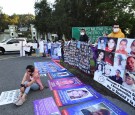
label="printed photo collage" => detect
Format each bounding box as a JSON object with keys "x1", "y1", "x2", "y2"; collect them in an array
[
  {"x1": 95, "y1": 37, "x2": 135, "y2": 91},
  {"x1": 64, "y1": 41, "x2": 92, "y2": 74}
]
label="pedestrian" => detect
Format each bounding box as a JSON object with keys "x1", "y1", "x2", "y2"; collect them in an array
[{"x1": 108, "y1": 24, "x2": 125, "y2": 38}]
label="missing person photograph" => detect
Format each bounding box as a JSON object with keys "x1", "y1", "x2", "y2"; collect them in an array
[
  {"x1": 116, "y1": 39, "x2": 128, "y2": 55},
  {"x1": 126, "y1": 56, "x2": 135, "y2": 73},
  {"x1": 105, "y1": 38, "x2": 117, "y2": 52},
  {"x1": 105, "y1": 52, "x2": 114, "y2": 66},
  {"x1": 66, "y1": 88, "x2": 92, "y2": 100},
  {"x1": 96, "y1": 50, "x2": 105, "y2": 64},
  {"x1": 122, "y1": 72, "x2": 135, "y2": 92},
  {"x1": 114, "y1": 53, "x2": 127, "y2": 70},
  {"x1": 81, "y1": 102, "x2": 117, "y2": 115},
  {"x1": 98, "y1": 37, "x2": 107, "y2": 50}
]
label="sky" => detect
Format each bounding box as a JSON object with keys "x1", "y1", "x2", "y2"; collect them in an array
[{"x1": 0, "y1": 0, "x2": 55, "y2": 16}]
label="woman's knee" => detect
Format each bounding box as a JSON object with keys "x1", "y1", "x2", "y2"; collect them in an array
[{"x1": 31, "y1": 83, "x2": 40, "y2": 90}]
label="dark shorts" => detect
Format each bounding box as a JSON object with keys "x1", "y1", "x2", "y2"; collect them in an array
[{"x1": 48, "y1": 49, "x2": 51, "y2": 55}]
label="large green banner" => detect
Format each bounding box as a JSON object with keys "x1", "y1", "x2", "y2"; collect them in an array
[{"x1": 72, "y1": 26, "x2": 112, "y2": 43}]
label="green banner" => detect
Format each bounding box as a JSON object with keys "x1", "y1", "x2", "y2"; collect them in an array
[{"x1": 72, "y1": 26, "x2": 112, "y2": 43}]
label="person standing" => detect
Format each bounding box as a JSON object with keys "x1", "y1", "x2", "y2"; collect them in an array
[
  {"x1": 79, "y1": 29, "x2": 89, "y2": 42},
  {"x1": 61, "y1": 39, "x2": 65, "y2": 61},
  {"x1": 108, "y1": 24, "x2": 125, "y2": 38},
  {"x1": 39, "y1": 38, "x2": 44, "y2": 57},
  {"x1": 34, "y1": 37, "x2": 40, "y2": 57}
]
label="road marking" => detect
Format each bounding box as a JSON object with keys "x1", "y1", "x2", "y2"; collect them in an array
[{"x1": 0, "y1": 56, "x2": 20, "y2": 61}]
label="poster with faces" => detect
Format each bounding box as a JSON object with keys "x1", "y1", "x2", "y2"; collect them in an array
[
  {"x1": 61, "y1": 98, "x2": 127, "y2": 115},
  {"x1": 94, "y1": 37, "x2": 135, "y2": 107}
]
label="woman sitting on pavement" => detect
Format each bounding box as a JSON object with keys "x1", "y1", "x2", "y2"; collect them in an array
[{"x1": 15, "y1": 65, "x2": 44, "y2": 106}]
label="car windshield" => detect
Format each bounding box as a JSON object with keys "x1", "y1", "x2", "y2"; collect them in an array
[{"x1": 1, "y1": 39, "x2": 9, "y2": 43}]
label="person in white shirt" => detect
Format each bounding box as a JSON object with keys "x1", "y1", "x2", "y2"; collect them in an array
[{"x1": 39, "y1": 38, "x2": 44, "y2": 56}]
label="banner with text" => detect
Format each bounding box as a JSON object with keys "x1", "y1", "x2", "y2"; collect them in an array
[
  {"x1": 62, "y1": 98, "x2": 127, "y2": 115},
  {"x1": 53, "y1": 85, "x2": 102, "y2": 106},
  {"x1": 0, "y1": 89, "x2": 20, "y2": 105},
  {"x1": 34, "y1": 61, "x2": 66, "y2": 74},
  {"x1": 33, "y1": 97, "x2": 61, "y2": 115},
  {"x1": 72, "y1": 26, "x2": 111, "y2": 43},
  {"x1": 94, "y1": 37, "x2": 135, "y2": 107},
  {"x1": 48, "y1": 71, "x2": 74, "y2": 79},
  {"x1": 48, "y1": 77, "x2": 84, "y2": 90}
]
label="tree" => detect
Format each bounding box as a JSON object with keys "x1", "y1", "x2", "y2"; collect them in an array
[
  {"x1": 34, "y1": 0, "x2": 52, "y2": 39},
  {"x1": 33, "y1": 0, "x2": 135, "y2": 39}
]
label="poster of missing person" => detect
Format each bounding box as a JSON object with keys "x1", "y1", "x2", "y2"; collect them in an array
[
  {"x1": 0, "y1": 89, "x2": 20, "y2": 105},
  {"x1": 48, "y1": 71, "x2": 74, "y2": 79},
  {"x1": 53, "y1": 85, "x2": 102, "y2": 106},
  {"x1": 34, "y1": 61, "x2": 66, "y2": 74},
  {"x1": 51, "y1": 42, "x2": 61, "y2": 60},
  {"x1": 94, "y1": 37, "x2": 135, "y2": 107},
  {"x1": 62, "y1": 98, "x2": 127, "y2": 115},
  {"x1": 48, "y1": 77, "x2": 84, "y2": 90}
]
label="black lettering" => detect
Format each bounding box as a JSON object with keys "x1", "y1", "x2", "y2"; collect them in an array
[
  {"x1": 133, "y1": 97, "x2": 135, "y2": 101},
  {"x1": 112, "y1": 88, "x2": 115, "y2": 92},
  {"x1": 130, "y1": 100, "x2": 133, "y2": 105},
  {"x1": 132, "y1": 93, "x2": 135, "y2": 97},
  {"x1": 107, "y1": 85, "x2": 111, "y2": 90}
]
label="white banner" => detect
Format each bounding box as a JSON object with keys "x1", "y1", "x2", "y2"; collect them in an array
[
  {"x1": 94, "y1": 37, "x2": 135, "y2": 107},
  {"x1": 0, "y1": 89, "x2": 20, "y2": 105}
]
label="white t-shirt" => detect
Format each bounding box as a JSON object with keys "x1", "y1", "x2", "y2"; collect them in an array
[{"x1": 48, "y1": 42, "x2": 51, "y2": 49}]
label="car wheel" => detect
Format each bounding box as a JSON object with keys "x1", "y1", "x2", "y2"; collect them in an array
[{"x1": 0, "y1": 48, "x2": 5, "y2": 55}]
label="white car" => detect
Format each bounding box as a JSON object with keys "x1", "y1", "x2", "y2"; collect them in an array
[{"x1": 0, "y1": 38, "x2": 27, "y2": 54}]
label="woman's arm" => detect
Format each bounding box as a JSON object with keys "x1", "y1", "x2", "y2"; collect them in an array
[
  {"x1": 21, "y1": 73, "x2": 27, "y2": 84},
  {"x1": 25, "y1": 79, "x2": 36, "y2": 87}
]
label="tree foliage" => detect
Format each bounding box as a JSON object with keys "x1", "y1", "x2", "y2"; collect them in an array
[
  {"x1": 34, "y1": 0, "x2": 135, "y2": 39},
  {"x1": 34, "y1": 0, "x2": 52, "y2": 37},
  {"x1": 0, "y1": 12, "x2": 35, "y2": 32}
]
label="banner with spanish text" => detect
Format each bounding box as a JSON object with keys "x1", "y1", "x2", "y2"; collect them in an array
[
  {"x1": 94, "y1": 37, "x2": 135, "y2": 107},
  {"x1": 48, "y1": 71, "x2": 74, "y2": 79},
  {"x1": 33, "y1": 97, "x2": 61, "y2": 115},
  {"x1": 62, "y1": 98, "x2": 127, "y2": 115},
  {"x1": 48, "y1": 77, "x2": 84, "y2": 90},
  {"x1": 53, "y1": 85, "x2": 102, "y2": 106}
]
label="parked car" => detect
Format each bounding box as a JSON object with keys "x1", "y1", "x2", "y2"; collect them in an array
[{"x1": 0, "y1": 38, "x2": 27, "y2": 54}]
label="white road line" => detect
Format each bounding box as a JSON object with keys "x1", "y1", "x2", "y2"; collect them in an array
[{"x1": 0, "y1": 56, "x2": 20, "y2": 61}]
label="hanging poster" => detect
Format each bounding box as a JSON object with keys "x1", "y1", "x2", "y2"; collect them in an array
[
  {"x1": 51, "y1": 42, "x2": 61, "y2": 60},
  {"x1": 94, "y1": 37, "x2": 135, "y2": 107},
  {"x1": 53, "y1": 85, "x2": 102, "y2": 106},
  {"x1": 62, "y1": 98, "x2": 127, "y2": 115}
]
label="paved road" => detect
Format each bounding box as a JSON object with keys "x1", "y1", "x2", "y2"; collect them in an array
[{"x1": 0, "y1": 56, "x2": 134, "y2": 115}]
